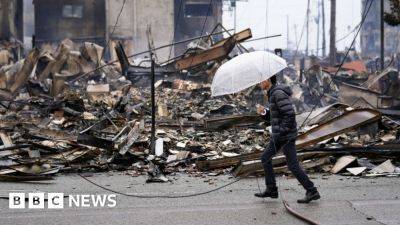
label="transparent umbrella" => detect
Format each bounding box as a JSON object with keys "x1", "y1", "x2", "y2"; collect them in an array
[{"x1": 211, "y1": 51, "x2": 287, "y2": 97}]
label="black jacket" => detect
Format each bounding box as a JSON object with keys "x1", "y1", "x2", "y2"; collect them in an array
[{"x1": 266, "y1": 84, "x2": 298, "y2": 140}]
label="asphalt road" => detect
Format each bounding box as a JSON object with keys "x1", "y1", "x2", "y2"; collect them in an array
[{"x1": 0, "y1": 172, "x2": 399, "y2": 225}]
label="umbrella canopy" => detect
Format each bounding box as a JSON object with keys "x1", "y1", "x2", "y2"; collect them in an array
[{"x1": 211, "y1": 51, "x2": 287, "y2": 97}]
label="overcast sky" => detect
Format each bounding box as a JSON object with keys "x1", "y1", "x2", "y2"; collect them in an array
[{"x1": 223, "y1": 0, "x2": 362, "y2": 55}]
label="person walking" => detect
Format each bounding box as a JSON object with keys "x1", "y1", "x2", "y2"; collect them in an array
[{"x1": 254, "y1": 75, "x2": 320, "y2": 204}]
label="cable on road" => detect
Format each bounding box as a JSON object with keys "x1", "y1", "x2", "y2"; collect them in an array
[{"x1": 78, "y1": 174, "x2": 240, "y2": 199}]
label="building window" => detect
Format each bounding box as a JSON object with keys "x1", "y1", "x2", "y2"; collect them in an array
[
  {"x1": 62, "y1": 5, "x2": 83, "y2": 18},
  {"x1": 185, "y1": 3, "x2": 213, "y2": 17}
]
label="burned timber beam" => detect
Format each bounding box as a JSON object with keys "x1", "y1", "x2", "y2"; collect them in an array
[
  {"x1": 204, "y1": 114, "x2": 263, "y2": 131},
  {"x1": 212, "y1": 28, "x2": 252, "y2": 48},
  {"x1": 174, "y1": 37, "x2": 237, "y2": 70},
  {"x1": 197, "y1": 109, "x2": 381, "y2": 170}
]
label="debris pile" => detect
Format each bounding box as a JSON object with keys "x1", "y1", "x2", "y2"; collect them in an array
[{"x1": 0, "y1": 29, "x2": 399, "y2": 182}]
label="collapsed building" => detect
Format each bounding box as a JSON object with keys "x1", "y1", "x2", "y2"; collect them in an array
[
  {"x1": 0, "y1": 24, "x2": 398, "y2": 182},
  {"x1": 0, "y1": 0, "x2": 398, "y2": 182},
  {"x1": 32, "y1": 0, "x2": 222, "y2": 61}
]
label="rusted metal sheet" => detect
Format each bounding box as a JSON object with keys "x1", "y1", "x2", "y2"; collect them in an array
[
  {"x1": 212, "y1": 28, "x2": 252, "y2": 48},
  {"x1": 338, "y1": 81, "x2": 400, "y2": 108},
  {"x1": 174, "y1": 37, "x2": 236, "y2": 70},
  {"x1": 296, "y1": 109, "x2": 381, "y2": 149}
]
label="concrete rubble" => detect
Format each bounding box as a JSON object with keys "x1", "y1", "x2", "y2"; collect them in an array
[{"x1": 0, "y1": 30, "x2": 399, "y2": 183}]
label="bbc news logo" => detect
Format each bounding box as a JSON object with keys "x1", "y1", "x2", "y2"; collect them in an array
[{"x1": 9, "y1": 193, "x2": 117, "y2": 209}]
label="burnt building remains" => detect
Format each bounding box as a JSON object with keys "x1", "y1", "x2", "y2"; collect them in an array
[
  {"x1": 173, "y1": 0, "x2": 223, "y2": 57},
  {"x1": 0, "y1": 0, "x2": 24, "y2": 42},
  {"x1": 0, "y1": 0, "x2": 24, "y2": 62},
  {"x1": 32, "y1": 0, "x2": 222, "y2": 61}
]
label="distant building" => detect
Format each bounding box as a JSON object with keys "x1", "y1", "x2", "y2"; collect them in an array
[
  {"x1": 361, "y1": 0, "x2": 400, "y2": 58},
  {"x1": 32, "y1": 0, "x2": 222, "y2": 61},
  {"x1": 23, "y1": 0, "x2": 34, "y2": 49},
  {"x1": 0, "y1": 0, "x2": 24, "y2": 42},
  {"x1": 0, "y1": 0, "x2": 24, "y2": 61},
  {"x1": 173, "y1": 0, "x2": 223, "y2": 57}
]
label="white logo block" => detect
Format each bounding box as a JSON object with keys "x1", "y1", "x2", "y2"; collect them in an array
[
  {"x1": 9, "y1": 193, "x2": 25, "y2": 209},
  {"x1": 48, "y1": 193, "x2": 64, "y2": 209},
  {"x1": 28, "y1": 193, "x2": 44, "y2": 209}
]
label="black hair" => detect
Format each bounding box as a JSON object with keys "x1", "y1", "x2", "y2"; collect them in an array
[{"x1": 270, "y1": 75, "x2": 277, "y2": 85}]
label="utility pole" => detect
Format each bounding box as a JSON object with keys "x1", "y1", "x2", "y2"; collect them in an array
[
  {"x1": 232, "y1": 0, "x2": 237, "y2": 33},
  {"x1": 294, "y1": 24, "x2": 298, "y2": 48},
  {"x1": 316, "y1": 0, "x2": 321, "y2": 56},
  {"x1": 104, "y1": 0, "x2": 110, "y2": 60},
  {"x1": 329, "y1": 0, "x2": 336, "y2": 65},
  {"x1": 234, "y1": 4, "x2": 237, "y2": 33},
  {"x1": 306, "y1": 0, "x2": 310, "y2": 56},
  {"x1": 322, "y1": 0, "x2": 326, "y2": 57},
  {"x1": 150, "y1": 51, "x2": 156, "y2": 155},
  {"x1": 287, "y1": 14, "x2": 290, "y2": 50},
  {"x1": 380, "y1": 0, "x2": 385, "y2": 71}
]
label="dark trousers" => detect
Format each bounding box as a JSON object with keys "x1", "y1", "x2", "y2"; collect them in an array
[{"x1": 261, "y1": 138, "x2": 316, "y2": 192}]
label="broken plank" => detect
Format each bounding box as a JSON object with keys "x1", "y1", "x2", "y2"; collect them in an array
[
  {"x1": 9, "y1": 49, "x2": 40, "y2": 93},
  {"x1": 77, "y1": 133, "x2": 113, "y2": 150},
  {"x1": 38, "y1": 43, "x2": 70, "y2": 81},
  {"x1": 331, "y1": 155, "x2": 357, "y2": 174},
  {"x1": 233, "y1": 152, "x2": 327, "y2": 177},
  {"x1": 174, "y1": 37, "x2": 236, "y2": 70},
  {"x1": 204, "y1": 114, "x2": 263, "y2": 130},
  {"x1": 0, "y1": 149, "x2": 24, "y2": 158},
  {"x1": 196, "y1": 150, "x2": 263, "y2": 171},
  {"x1": 0, "y1": 131, "x2": 12, "y2": 147},
  {"x1": 235, "y1": 156, "x2": 331, "y2": 177},
  {"x1": 47, "y1": 148, "x2": 100, "y2": 163}
]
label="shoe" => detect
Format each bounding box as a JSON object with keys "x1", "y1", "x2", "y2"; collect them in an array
[
  {"x1": 254, "y1": 186, "x2": 278, "y2": 198},
  {"x1": 297, "y1": 189, "x2": 320, "y2": 203}
]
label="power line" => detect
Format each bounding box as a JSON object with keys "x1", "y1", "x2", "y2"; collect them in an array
[
  {"x1": 307, "y1": 22, "x2": 361, "y2": 53},
  {"x1": 294, "y1": 7, "x2": 309, "y2": 57},
  {"x1": 167, "y1": 0, "x2": 184, "y2": 62}
]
